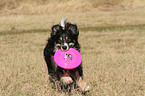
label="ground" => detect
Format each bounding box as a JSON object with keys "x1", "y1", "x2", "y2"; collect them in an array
[{"x1": 0, "y1": 2, "x2": 145, "y2": 95}]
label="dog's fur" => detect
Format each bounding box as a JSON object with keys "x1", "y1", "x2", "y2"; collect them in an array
[{"x1": 44, "y1": 19, "x2": 90, "y2": 92}]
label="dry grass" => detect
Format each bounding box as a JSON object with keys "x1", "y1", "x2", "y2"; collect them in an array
[
  {"x1": 0, "y1": 0, "x2": 145, "y2": 15},
  {"x1": 0, "y1": 1, "x2": 145, "y2": 96}
]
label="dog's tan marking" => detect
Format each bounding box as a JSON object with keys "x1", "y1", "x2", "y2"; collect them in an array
[
  {"x1": 60, "y1": 77, "x2": 73, "y2": 85},
  {"x1": 77, "y1": 77, "x2": 91, "y2": 92}
]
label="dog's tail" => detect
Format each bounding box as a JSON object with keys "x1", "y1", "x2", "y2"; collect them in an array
[{"x1": 61, "y1": 18, "x2": 67, "y2": 30}]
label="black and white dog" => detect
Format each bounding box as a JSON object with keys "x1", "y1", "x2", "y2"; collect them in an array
[{"x1": 44, "y1": 18, "x2": 90, "y2": 92}]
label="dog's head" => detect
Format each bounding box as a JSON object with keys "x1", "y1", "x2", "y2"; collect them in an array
[{"x1": 51, "y1": 22, "x2": 79, "y2": 51}]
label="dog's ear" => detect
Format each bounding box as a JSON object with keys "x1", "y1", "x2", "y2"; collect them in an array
[
  {"x1": 51, "y1": 25, "x2": 62, "y2": 36},
  {"x1": 68, "y1": 24, "x2": 79, "y2": 36}
]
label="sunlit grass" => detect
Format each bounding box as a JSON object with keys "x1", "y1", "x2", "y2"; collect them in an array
[
  {"x1": 0, "y1": 0, "x2": 145, "y2": 15},
  {"x1": 0, "y1": 3, "x2": 145, "y2": 95},
  {"x1": 0, "y1": 25, "x2": 144, "y2": 96}
]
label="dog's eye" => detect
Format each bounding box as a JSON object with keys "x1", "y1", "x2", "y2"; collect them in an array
[
  {"x1": 57, "y1": 37, "x2": 62, "y2": 43},
  {"x1": 66, "y1": 38, "x2": 71, "y2": 42},
  {"x1": 58, "y1": 39, "x2": 62, "y2": 43}
]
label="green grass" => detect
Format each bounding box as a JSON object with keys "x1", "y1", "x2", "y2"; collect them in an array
[{"x1": 0, "y1": 6, "x2": 145, "y2": 96}]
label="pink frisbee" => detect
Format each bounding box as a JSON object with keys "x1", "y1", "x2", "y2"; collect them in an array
[{"x1": 54, "y1": 48, "x2": 82, "y2": 69}]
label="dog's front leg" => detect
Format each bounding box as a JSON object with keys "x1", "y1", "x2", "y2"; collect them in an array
[
  {"x1": 69, "y1": 66, "x2": 91, "y2": 93},
  {"x1": 56, "y1": 67, "x2": 73, "y2": 85}
]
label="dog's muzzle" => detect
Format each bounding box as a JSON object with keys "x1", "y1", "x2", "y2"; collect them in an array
[{"x1": 61, "y1": 43, "x2": 69, "y2": 51}]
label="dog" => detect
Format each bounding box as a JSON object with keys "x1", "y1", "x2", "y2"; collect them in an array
[{"x1": 44, "y1": 18, "x2": 90, "y2": 92}]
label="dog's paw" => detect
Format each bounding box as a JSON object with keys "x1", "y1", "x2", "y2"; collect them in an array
[
  {"x1": 77, "y1": 78, "x2": 91, "y2": 93},
  {"x1": 60, "y1": 77, "x2": 73, "y2": 85}
]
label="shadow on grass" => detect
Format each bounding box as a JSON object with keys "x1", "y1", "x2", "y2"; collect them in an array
[{"x1": 0, "y1": 24, "x2": 144, "y2": 36}]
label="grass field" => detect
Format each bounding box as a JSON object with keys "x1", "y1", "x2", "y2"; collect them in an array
[{"x1": 0, "y1": 0, "x2": 145, "y2": 96}]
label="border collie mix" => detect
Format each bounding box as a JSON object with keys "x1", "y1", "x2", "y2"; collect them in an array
[{"x1": 44, "y1": 18, "x2": 90, "y2": 92}]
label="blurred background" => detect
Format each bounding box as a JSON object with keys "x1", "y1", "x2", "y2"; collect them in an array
[
  {"x1": 0, "y1": 0, "x2": 145, "y2": 15},
  {"x1": 0, "y1": 0, "x2": 145, "y2": 33}
]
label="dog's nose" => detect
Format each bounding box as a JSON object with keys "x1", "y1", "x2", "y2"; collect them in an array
[{"x1": 62, "y1": 45, "x2": 67, "y2": 50}]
